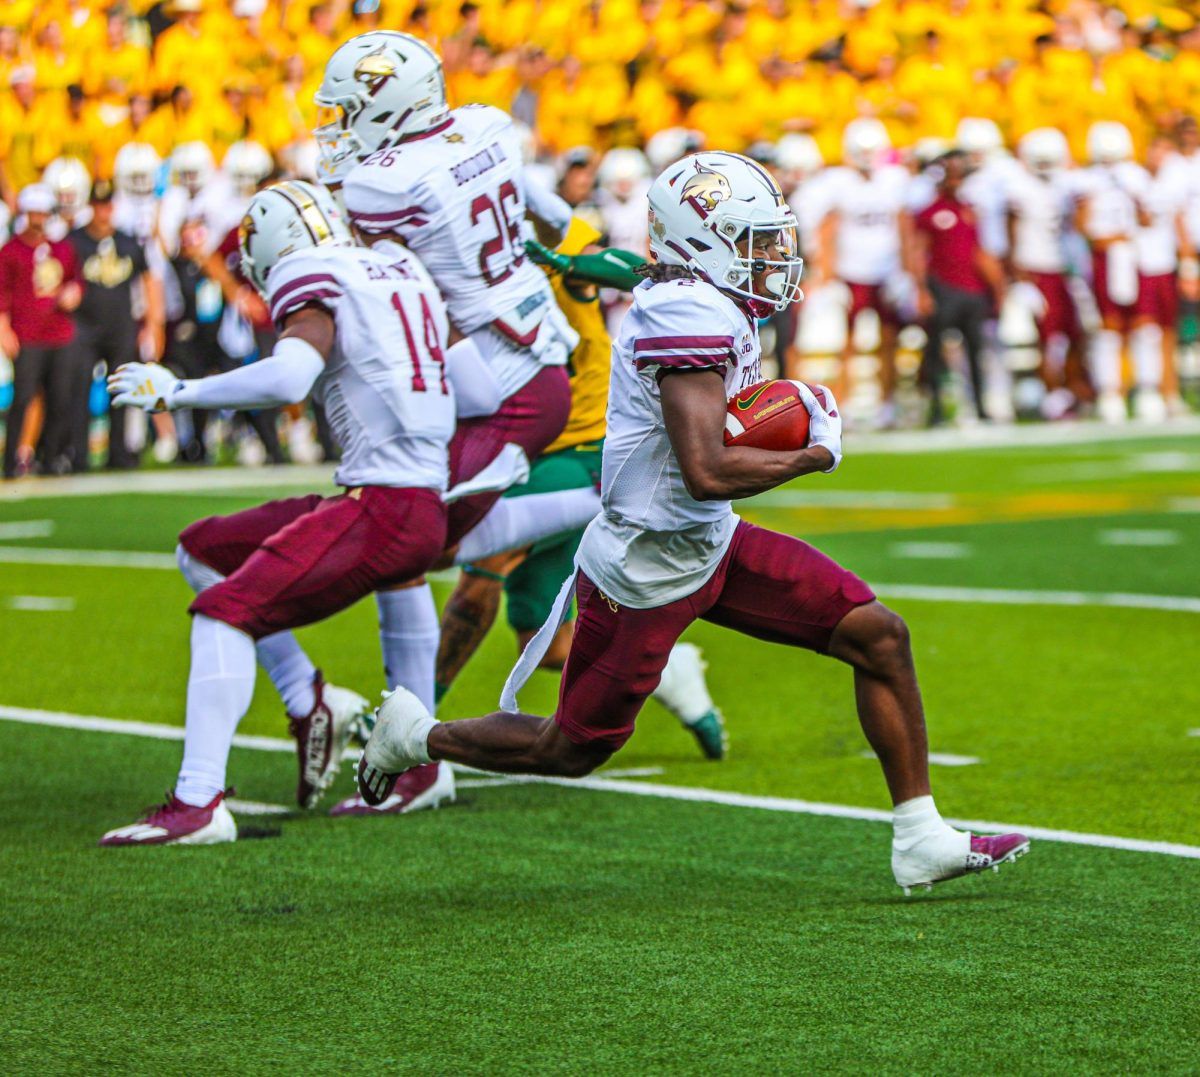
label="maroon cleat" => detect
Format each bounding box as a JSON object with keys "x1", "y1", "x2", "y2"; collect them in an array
[
  {"x1": 99, "y1": 790, "x2": 237, "y2": 846},
  {"x1": 334, "y1": 761, "x2": 455, "y2": 816},
  {"x1": 894, "y1": 828, "x2": 1030, "y2": 894},
  {"x1": 966, "y1": 832, "x2": 1030, "y2": 872},
  {"x1": 289, "y1": 674, "x2": 369, "y2": 810}
]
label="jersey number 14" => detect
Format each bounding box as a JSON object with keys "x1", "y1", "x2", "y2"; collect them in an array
[{"x1": 390, "y1": 291, "x2": 447, "y2": 394}]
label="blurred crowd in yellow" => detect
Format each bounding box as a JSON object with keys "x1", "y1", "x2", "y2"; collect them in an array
[{"x1": 2, "y1": 0, "x2": 1199, "y2": 203}]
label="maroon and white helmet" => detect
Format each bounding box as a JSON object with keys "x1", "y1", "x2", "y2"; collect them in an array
[
  {"x1": 1019, "y1": 128, "x2": 1069, "y2": 175},
  {"x1": 315, "y1": 31, "x2": 449, "y2": 177},
  {"x1": 647, "y1": 151, "x2": 803, "y2": 314}
]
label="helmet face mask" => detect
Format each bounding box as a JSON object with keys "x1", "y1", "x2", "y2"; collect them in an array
[
  {"x1": 315, "y1": 31, "x2": 449, "y2": 176},
  {"x1": 649, "y1": 151, "x2": 804, "y2": 315},
  {"x1": 239, "y1": 180, "x2": 353, "y2": 295},
  {"x1": 1019, "y1": 128, "x2": 1068, "y2": 177}
]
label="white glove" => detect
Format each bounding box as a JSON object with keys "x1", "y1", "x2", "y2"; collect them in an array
[
  {"x1": 108, "y1": 362, "x2": 183, "y2": 413},
  {"x1": 796, "y1": 382, "x2": 842, "y2": 473}
]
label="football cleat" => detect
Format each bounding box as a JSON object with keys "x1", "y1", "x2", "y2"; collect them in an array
[
  {"x1": 330, "y1": 761, "x2": 455, "y2": 816},
  {"x1": 653, "y1": 642, "x2": 729, "y2": 760},
  {"x1": 357, "y1": 686, "x2": 439, "y2": 807},
  {"x1": 99, "y1": 790, "x2": 237, "y2": 847},
  {"x1": 289, "y1": 674, "x2": 370, "y2": 810},
  {"x1": 894, "y1": 830, "x2": 1030, "y2": 895}
]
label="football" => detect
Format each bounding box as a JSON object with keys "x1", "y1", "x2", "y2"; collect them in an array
[{"x1": 724, "y1": 380, "x2": 825, "y2": 451}]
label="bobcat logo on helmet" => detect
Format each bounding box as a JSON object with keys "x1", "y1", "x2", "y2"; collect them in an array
[
  {"x1": 355, "y1": 49, "x2": 398, "y2": 95},
  {"x1": 681, "y1": 165, "x2": 732, "y2": 213}
]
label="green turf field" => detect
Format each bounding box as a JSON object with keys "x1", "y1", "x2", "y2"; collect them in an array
[{"x1": 1, "y1": 428, "x2": 1198, "y2": 1072}]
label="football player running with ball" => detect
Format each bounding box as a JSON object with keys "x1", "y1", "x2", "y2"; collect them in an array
[
  {"x1": 359, "y1": 152, "x2": 1030, "y2": 894},
  {"x1": 99, "y1": 181, "x2": 459, "y2": 846}
]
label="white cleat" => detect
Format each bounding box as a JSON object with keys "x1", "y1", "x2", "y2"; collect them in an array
[
  {"x1": 357, "y1": 687, "x2": 440, "y2": 807},
  {"x1": 894, "y1": 828, "x2": 1030, "y2": 895},
  {"x1": 1132, "y1": 390, "x2": 1167, "y2": 424}
]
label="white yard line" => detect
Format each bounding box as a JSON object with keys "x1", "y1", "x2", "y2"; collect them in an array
[
  {"x1": 1098, "y1": 529, "x2": 1182, "y2": 547},
  {"x1": 1, "y1": 704, "x2": 1195, "y2": 860},
  {"x1": 225, "y1": 798, "x2": 293, "y2": 816},
  {"x1": 0, "y1": 546, "x2": 179, "y2": 569},
  {"x1": 889, "y1": 542, "x2": 972, "y2": 559},
  {"x1": 861, "y1": 750, "x2": 980, "y2": 767},
  {"x1": 5, "y1": 596, "x2": 75, "y2": 611},
  {"x1": 0, "y1": 520, "x2": 55, "y2": 539},
  {"x1": 872, "y1": 583, "x2": 1200, "y2": 614},
  {"x1": 1, "y1": 548, "x2": 1196, "y2": 614}
]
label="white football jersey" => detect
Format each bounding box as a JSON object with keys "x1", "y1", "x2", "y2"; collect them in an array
[
  {"x1": 788, "y1": 171, "x2": 835, "y2": 257},
  {"x1": 265, "y1": 242, "x2": 455, "y2": 491},
  {"x1": 1006, "y1": 169, "x2": 1075, "y2": 274},
  {"x1": 342, "y1": 104, "x2": 560, "y2": 395},
  {"x1": 962, "y1": 154, "x2": 1022, "y2": 256},
  {"x1": 1135, "y1": 167, "x2": 1188, "y2": 275},
  {"x1": 824, "y1": 165, "x2": 908, "y2": 284},
  {"x1": 597, "y1": 182, "x2": 652, "y2": 258},
  {"x1": 1077, "y1": 162, "x2": 1146, "y2": 241},
  {"x1": 1164, "y1": 151, "x2": 1200, "y2": 247},
  {"x1": 576, "y1": 277, "x2": 760, "y2": 609}
]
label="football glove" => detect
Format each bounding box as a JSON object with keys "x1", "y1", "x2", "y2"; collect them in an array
[
  {"x1": 108, "y1": 361, "x2": 184, "y2": 413},
  {"x1": 797, "y1": 383, "x2": 842, "y2": 473},
  {"x1": 524, "y1": 241, "x2": 644, "y2": 293}
]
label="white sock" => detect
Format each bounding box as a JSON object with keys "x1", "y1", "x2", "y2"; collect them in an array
[
  {"x1": 892, "y1": 794, "x2": 957, "y2": 851},
  {"x1": 1131, "y1": 323, "x2": 1164, "y2": 389},
  {"x1": 177, "y1": 543, "x2": 316, "y2": 716},
  {"x1": 176, "y1": 615, "x2": 257, "y2": 806},
  {"x1": 377, "y1": 584, "x2": 440, "y2": 711},
  {"x1": 1045, "y1": 333, "x2": 1069, "y2": 377},
  {"x1": 256, "y1": 633, "x2": 317, "y2": 717},
  {"x1": 1090, "y1": 329, "x2": 1123, "y2": 394},
  {"x1": 454, "y1": 488, "x2": 601, "y2": 564}
]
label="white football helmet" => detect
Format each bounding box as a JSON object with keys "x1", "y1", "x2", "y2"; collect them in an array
[
  {"x1": 114, "y1": 142, "x2": 161, "y2": 197},
  {"x1": 913, "y1": 137, "x2": 951, "y2": 167},
  {"x1": 223, "y1": 140, "x2": 274, "y2": 197},
  {"x1": 171, "y1": 141, "x2": 215, "y2": 195},
  {"x1": 842, "y1": 118, "x2": 890, "y2": 170},
  {"x1": 315, "y1": 31, "x2": 448, "y2": 177},
  {"x1": 42, "y1": 157, "x2": 92, "y2": 215},
  {"x1": 775, "y1": 134, "x2": 823, "y2": 180},
  {"x1": 1087, "y1": 121, "x2": 1133, "y2": 165},
  {"x1": 1019, "y1": 128, "x2": 1069, "y2": 175},
  {"x1": 648, "y1": 151, "x2": 803, "y2": 314},
  {"x1": 645, "y1": 127, "x2": 705, "y2": 172},
  {"x1": 956, "y1": 117, "x2": 1004, "y2": 159},
  {"x1": 239, "y1": 180, "x2": 353, "y2": 294},
  {"x1": 597, "y1": 147, "x2": 651, "y2": 198}
]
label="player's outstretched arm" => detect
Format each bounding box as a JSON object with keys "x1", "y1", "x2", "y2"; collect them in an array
[
  {"x1": 661, "y1": 370, "x2": 836, "y2": 501},
  {"x1": 109, "y1": 307, "x2": 332, "y2": 413}
]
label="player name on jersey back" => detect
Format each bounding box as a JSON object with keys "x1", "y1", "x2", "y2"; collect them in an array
[
  {"x1": 265, "y1": 243, "x2": 456, "y2": 492},
  {"x1": 342, "y1": 105, "x2": 555, "y2": 336}
]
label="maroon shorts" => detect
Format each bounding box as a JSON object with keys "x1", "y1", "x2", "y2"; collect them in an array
[
  {"x1": 445, "y1": 364, "x2": 571, "y2": 547},
  {"x1": 183, "y1": 487, "x2": 447, "y2": 639},
  {"x1": 554, "y1": 520, "x2": 876, "y2": 750},
  {"x1": 846, "y1": 281, "x2": 900, "y2": 329},
  {"x1": 1134, "y1": 272, "x2": 1179, "y2": 327},
  {"x1": 1091, "y1": 250, "x2": 1136, "y2": 327},
  {"x1": 1029, "y1": 271, "x2": 1083, "y2": 343}
]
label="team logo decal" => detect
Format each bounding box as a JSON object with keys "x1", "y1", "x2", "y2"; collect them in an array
[
  {"x1": 649, "y1": 210, "x2": 667, "y2": 241},
  {"x1": 239, "y1": 212, "x2": 256, "y2": 248},
  {"x1": 355, "y1": 49, "x2": 398, "y2": 94},
  {"x1": 681, "y1": 164, "x2": 732, "y2": 212}
]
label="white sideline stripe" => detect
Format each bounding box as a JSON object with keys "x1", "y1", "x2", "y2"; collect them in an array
[
  {"x1": 1, "y1": 705, "x2": 1197, "y2": 861},
  {"x1": 889, "y1": 542, "x2": 972, "y2": 559},
  {"x1": 1188, "y1": 729, "x2": 1200, "y2": 738},
  {"x1": 225, "y1": 798, "x2": 292, "y2": 816},
  {"x1": 0, "y1": 520, "x2": 55, "y2": 539},
  {"x1": 0, "y1": 465, "x2": 338, "y2": 502},
  {"x1": 873, "y1": 583, "x2": 1200, "y2": 614},
  {"x1": 0, "y1": 546, "x2": 178, "y2": 569},
  {"x1": 5, "y1": 595, "x2": 75, "y2": 611}
]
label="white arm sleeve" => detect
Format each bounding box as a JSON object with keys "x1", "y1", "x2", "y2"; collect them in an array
[
  {"x1": 523, "y1": 168, "x2": 572, "y2": 240},
  {"x1": 172, "y1": 337, "x2": 324, "y2": 410},
  {"x1": 445, "y1": 336, "x2": 503, "y2": 418}
]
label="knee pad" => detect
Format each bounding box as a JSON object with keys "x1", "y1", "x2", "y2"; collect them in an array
[{"x1": 176, "y1": 542, "x2": 225, "y2": 595}]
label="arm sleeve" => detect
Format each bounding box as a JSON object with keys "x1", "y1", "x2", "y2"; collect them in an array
[
  {"x1": 172, "y1": 337, "x2": 324, "y2": 410},
  {"x1": 631, "y1": 285, "x2": 737, "y2": 376}
]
